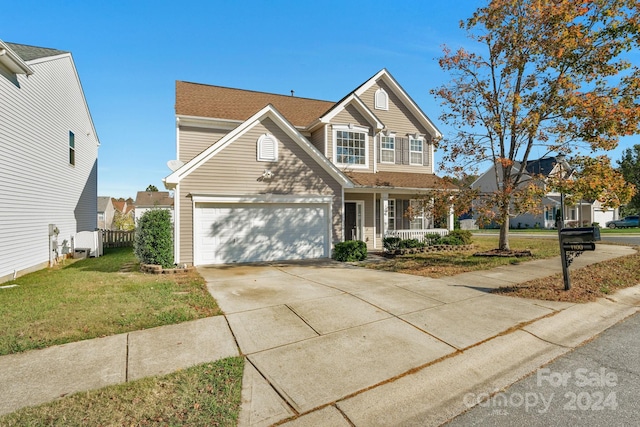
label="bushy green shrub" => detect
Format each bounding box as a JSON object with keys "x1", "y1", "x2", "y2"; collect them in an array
[
  {"x1": 134, "y1": 209, "x2": 174, "y2": 268},
  {"x1": 439, "y1": 235, "x2": 464, "y2": 245},
  {"x1": 399, "y1": 238, "x2": 425, "y2": 249},
  {"x1": 383, "y1": 237, "x2": 402, "y2": 251},
  {"x1": 447, "y1": 229, "x2": 472, "y2": 245},
  {"x1": 424, "y1": 233, "x2": 442, "y2": 246},
  {"x1": 333, "y1": 240, "x2": 367, "y2": 262}
]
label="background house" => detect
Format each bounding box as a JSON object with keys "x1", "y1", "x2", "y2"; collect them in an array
[
  {"x1": 471, "y1": 156, "x2": 618, "y2": 229},
  {"x1": 111, "y1": 197, "x2": 135, "y2": 230},
  {"x1": 133, "y1": 191, "x2": 174, "y2": 223},
  {"x1": 97, "y1": 196, "x2": 116, "y2": 230},
  {"x1": 165, "y1": 69, "x2": 454, "y2": 265},
  {"x1": 0, "y1": 40, "x2": 99, "y2": 283}
]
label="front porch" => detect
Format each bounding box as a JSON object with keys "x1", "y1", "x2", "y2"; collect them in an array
[{"x1": 344, "y1": 191, "x2": 453, "y2": 250}]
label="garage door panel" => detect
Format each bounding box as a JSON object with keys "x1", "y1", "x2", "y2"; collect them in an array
[{"x1": 194, "y1": 203, "x2": 328, "y2": 265}]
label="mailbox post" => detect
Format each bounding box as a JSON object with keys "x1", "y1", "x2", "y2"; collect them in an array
[{"x1": 557, "y1": 226, "x2": 600, "y2": 290}]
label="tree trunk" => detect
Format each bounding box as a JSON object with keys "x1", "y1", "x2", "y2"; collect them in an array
[{"x1": 499, "y1": 208, "x2": 510, "y2": 251}]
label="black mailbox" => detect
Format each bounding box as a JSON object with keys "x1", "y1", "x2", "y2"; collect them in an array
[{"x1": 559, "y1": 227, "x2": 600, "y2": 251}]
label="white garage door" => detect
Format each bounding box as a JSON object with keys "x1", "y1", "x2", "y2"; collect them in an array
[{"x1": 194, "y1": 203, "x2": 329, "y2": 265}]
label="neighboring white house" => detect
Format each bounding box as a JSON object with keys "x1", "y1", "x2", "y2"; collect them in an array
[
  {"x1": 97, "y1": 196, "x2": 116, "y2": 230},
  {"x1": 0, "y1": 40, "x2": 99, "y2": 283},
  {"x1": 471, "y1": 156, "x2": 618, "y2": 229},
  {"x1": 133, "y1": 191, "x2": 174, "y2": 223}
]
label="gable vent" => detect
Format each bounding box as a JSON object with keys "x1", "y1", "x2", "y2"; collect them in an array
[
  {"x1": 257, "y1": 133, "x2": 278, "y2": 162},
  {"x1": 375, "y1": 87, "x2": 389, "y2": 110}
]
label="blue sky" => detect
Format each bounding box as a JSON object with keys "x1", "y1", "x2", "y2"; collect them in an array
[{"x1": 4, "y1": 0, "x2": 639, "y2": 199}]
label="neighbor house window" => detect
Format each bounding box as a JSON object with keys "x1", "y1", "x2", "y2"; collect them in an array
[
  {"x1": 374, "y1": 88, "x2": 389, "y2": 110},
  {"x1": 387, "y1": 199, "x2": 396, "y2": 230},
  {"x1": 380, "y1": 135, "x2": 395, "y2": 163},
  {"x1": 409, "y1": 137, "x2": 423, "y2": 165},
  {"x1": 257, "y1": 133, "x2": 278, "y2": 162},
  {"x1": 69, "y1": 131, "x2": 75, "y2": 165},
  {"x1": 335, "y1": 125, "x2": 368, "y2": 166}
]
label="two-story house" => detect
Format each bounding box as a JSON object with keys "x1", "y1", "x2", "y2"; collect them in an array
[
  {"x1": 0, "y1": 40, "x2": 99, "y2": 282},
  {"x1": 471, "y1": 156, "x2": 618, "y2": 229},
  {"x1": 164, "y1": 69, "x2": 454, "y2": 265}
]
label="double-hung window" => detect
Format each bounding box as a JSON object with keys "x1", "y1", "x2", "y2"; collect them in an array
[
  {"x1": 409, "y1": 199, "x2": 425, "y2": 229},
  {"x1": 409, "y1": 137, "x2": 423, "y2": 165},
  {"x1": 335, "y1": 125, "x2": 368, "y2": 167},
  {"x1": 380, "y1": 134, "x2": 395, "y2": 163},
  {"x1": 387, "y1": 199, "x2": 396, "y2": 231}
]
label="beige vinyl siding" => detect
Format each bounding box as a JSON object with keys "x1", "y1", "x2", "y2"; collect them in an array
[
  {"x1": 0, "y1": 54, "x2": 99, "y2": 282},
  {"x1": 360, "y1": 81, "x2": 434, "y2": 174},
  {"x1": 179, "y1": 126, "x2": 229, "y2": 162},
  {"x1": 309, "y1": 126, "x2": 326, "y2": 156},
  {"x1": 177, "y1": 117, "x2": 342, "y2": 265}
]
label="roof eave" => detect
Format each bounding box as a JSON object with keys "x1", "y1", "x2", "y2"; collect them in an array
[{"x1": 0, "y1": 41, "x2": 34, "y2": 75}]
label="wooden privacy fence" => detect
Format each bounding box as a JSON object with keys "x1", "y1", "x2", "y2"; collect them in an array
[{"x1": 101, "y1": 229, "x2": 135, "y2": 248}]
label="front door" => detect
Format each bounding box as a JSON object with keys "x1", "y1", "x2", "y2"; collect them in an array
[
  {"x1": 345, "y1": 203, "x2": 357, "y2": 240},
  {"x1": 344, "y1": 201, "x2": 363, "y2": 241}
]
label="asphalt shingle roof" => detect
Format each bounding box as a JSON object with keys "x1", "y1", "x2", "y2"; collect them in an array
[
  {"x1": 175, "y1": 81, "x2": 336, "y2": 128},
  {"x1": 5, "y1": 42, "x2": 68, "y2": 62},
  {"x1": 525, "y1": 157, "x2": 557, "y2": 177},
  {"x1": 347, "y1": 171, "x2": 457, "y2": 190},
  {"x1": 134, "y1": 191, "x2": 174, "y2": 208}
]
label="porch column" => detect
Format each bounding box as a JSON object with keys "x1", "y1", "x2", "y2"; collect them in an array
[
  {"x1": 446, "y1": 199, "x2": 455, "y2": 231},
  {"x1": 373, "y1": 192, "x2": 377, "y2": 249},
  {"x1": 381, "y1": 193, "x2": 389, "y2": 237}
]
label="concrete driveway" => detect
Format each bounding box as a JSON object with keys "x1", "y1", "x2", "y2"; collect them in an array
[{"x1": 198, "y1": 259, "x2": 564, "y2": 426}]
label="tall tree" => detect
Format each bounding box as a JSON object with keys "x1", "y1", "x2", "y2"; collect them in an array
[
  {"x1": 146, "y1": 185, "x2": 158, "y2": 192},
  {"x1": 433, "y1": 0, "x2": 640, "y2": 250},
  {"x1": 617, "y1": 144, "x2": 640, "y2": 214}
]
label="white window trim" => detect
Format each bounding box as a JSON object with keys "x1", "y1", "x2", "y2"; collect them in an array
[
  {"x1": 333, "y1": 124, "x2": 369, "y2": 169},
  {"x1": 257, "y1": 133, "x2": 278, "y2": 162},
  {"x1": 409, "y1": 137, "x2": 424, "y2": 166},
  {"x1": 374, "y1": 87, "x2": 389, "y2": 110},
  {"x1": 388, "y1": 198, "x2": 396, "y2": 231},
  {"x1": 380, "y1": 133, "x2": 396, "y2": 164}
]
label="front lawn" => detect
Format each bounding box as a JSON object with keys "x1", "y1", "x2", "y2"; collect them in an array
[
  {"x1": 0, "y1": 247, "x2": 221, "y2": 355},
  {"x1": 0, "y1": 357, "x2": 244, "y2": 427},
  {"x1": 367, "y1": 236, "x2": 560, "y2": 277}
]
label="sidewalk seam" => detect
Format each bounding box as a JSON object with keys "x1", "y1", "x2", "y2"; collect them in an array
[{"x1": 125, "y1": 333, "x2": 130, "y2": 382}]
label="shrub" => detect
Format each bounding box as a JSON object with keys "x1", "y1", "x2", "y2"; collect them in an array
[
  {"x1": 424, "y1": 233, "x2": 442, "y2": 246},
  {"x1": 399, "y1": 238, "x2": 425, "y2": 249},
  {"x1": 134, "y1": 209, "x2": 174, "y2": 268},
  {"x1": 439, "y1": 235, "x2": 464, "y2": 245},
  {"x1": 383, "y1": 237, "x2": 402, "y2": 251},
  {"x1": 447, "y1": 229, "x2": 473, "y2": 245},
  {"x1": 332, "y1": 240, "x2": 367, "y2": 262}
]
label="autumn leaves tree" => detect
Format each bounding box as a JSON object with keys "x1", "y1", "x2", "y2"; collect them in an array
[
  {"x1": 433, "y1": 0, "x2": 640, "y2": 250},
  {"x1": 617, "y1": 144, "x2": 640, "y2": 214}
]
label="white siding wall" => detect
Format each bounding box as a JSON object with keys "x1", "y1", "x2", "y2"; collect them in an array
[{"x1": 0, "y1": 54, "x2": 99, "y2": 282}]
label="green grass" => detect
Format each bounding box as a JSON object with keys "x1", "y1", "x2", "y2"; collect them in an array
[
  {"x1": 474, "y1": 228, "x2": 640, "y2": 234},
  {"x1": 0, "y1": 357, "x2": 244, "y2": 427},
  {"x1": 0, "y1": 247, "x2": 221, "y2": 355},
  {"x1": 367, "y1": 236, "x2": 560, "y2": 277}
]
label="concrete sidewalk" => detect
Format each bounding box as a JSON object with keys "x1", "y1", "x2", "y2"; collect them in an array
[{"x1": 0, "y1": 244, "x2": 638, "y2": 426}]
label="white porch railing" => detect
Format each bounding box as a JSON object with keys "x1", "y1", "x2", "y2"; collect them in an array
[{"x1": 385, "y1": 228, "x2": 449, "y2": 241}]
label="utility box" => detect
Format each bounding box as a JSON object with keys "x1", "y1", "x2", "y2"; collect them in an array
[{"x1": 74, "y1": 248, "x2": 91, "y2": 259}]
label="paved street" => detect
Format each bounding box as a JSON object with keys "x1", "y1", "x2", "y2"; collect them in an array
[{"x1": 446, "y1": 312, "x2": 640, "y2": 426}]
